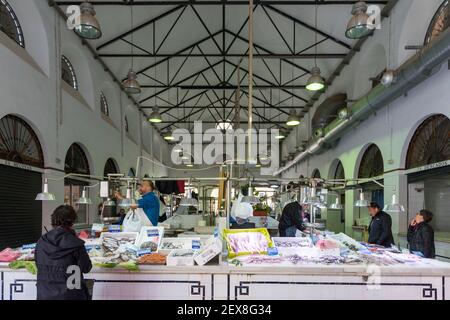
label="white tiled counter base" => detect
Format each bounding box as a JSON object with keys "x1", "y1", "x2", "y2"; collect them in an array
[{"x1": 1, "y1": 265, "x2": 450, "y2": 300}]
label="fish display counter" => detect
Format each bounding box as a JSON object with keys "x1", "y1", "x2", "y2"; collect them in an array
[{"x1": 1, "y1": 227, "x2": 450, "y2": 300}]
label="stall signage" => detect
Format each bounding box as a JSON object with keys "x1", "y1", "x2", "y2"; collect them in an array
[
  {"x1": 22, "y1": 243, "x2": 36, "y2": 250},
  {"x1": 108, "y1": 225, "x2": 122, "y2": 233},
  {"x1": 192, "y1": 240, "x2": 201, "y2": 250},
  {"x1": 137, "y1": 249, "x2": 152, "y2": 256},
  {"x1": 147, "y1": 230, "x2": 160, "y2": 237},
  {"x1": 267, "y1": 247, "x2": 278, "y2": 256},
  {"x1": 405, "y1": 160, "x2": 450, "y2": 175}
]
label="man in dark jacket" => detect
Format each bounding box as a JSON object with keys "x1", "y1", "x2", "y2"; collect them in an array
[
  {"x1": 367, "y1": 202, "x2": 395, "y2": 247},
  {"x1": 35, "y1": 205, "x2": 92, "y2": 300},
  {"x1": 407, "y1": 209, "x2": 435, "y2": 258},
  {"x1": 278, "y1": 202, "x2": 307, "y2": 237}
]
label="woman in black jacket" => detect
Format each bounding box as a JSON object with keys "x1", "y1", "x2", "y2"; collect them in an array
[
  {"x1": 407, "y1": 209, "x2": 435, "y2": 259},
  {"x1": 35, "y1": 205, "x2": 92, "y2": 300},
  {"x1": 278, "y1": 202, "x2": 307, "y2": 237}
]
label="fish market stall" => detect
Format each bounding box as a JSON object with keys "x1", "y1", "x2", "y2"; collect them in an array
[{"x1": 1, "y1": 227, "x2": 450, "y2": 300}]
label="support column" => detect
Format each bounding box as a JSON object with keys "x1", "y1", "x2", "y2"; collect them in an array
[{"x1": 383, "y1": 171, "x2": 408, "y2": 244}]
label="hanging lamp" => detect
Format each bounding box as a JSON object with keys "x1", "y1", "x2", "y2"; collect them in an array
[
  {"x1": 383, "y1": 194, "x2": 405, "y2": 213},
  {"x1": 163, "y1": 130, "x2": 175, "y2": 141},
  {"x1": 148, "y1": 107, "x2": 162, "y2": 123},
  {"x1": 122, "y1": 4, "x2": 141, "y2": 94},
  {"x1": 180, "y1": 181, "x2": 198, "y2": 207},
  {"x1": 74, "y1": 1, "x2": 102, "y2": 40},
  {"x1": 355, "y1": 190, "x2": 369, "y2": 207},
  {"x1": 286, "y1": 110, "x2": 301, "y2": 127},
  {"x1": 35, "y1": 179, "x2": 56, "y2": 201},
  {"x1": 345, "y1": 1, "x2": 372, "y2": 39},
  {"x1": 76, "y1": 188, "x2": 92, "y2": 205},
  {"x1": 306, "y1": 4, "x2": 326, "y2": 92},
  {"x1": 329, "y1": 197, "x2": 344, "y2": 210}
]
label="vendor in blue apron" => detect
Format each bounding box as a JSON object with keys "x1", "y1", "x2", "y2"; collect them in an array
[{"x1": 115, "y1": 180, "x2": 160, "y2": 226}]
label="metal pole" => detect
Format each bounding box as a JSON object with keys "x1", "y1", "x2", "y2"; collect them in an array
[{"x1": 247, "y1": 0, "x2": 254, "y2": 163}]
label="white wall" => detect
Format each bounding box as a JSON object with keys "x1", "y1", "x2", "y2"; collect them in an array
[
  {"x1": 0, "y1": 0, "x2": 169, "y2": 231},
  {"x1": 281, "y1": 0, "x2": 450, "y2": 241}
]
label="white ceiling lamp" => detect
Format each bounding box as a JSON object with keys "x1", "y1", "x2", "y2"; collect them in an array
[
  {"x1": 163, "y1": 130, "x2": 175, "y2": 141},
  {"x1": 286, "y1": 109, "x2": 301, "y2": 127},
  {"x1": 173, "y1": 145, "x2": 183, "y2": 153},
  {"x1": 35, "y1": 179, "x2": 56, "y2": 201},
  {"x1": 329, "y1": 197, "x2": 344, "y2": 210},
  {"x1": 122, "y1": 4, "x2": 141, "y2": 95},
  {"x1": 118, "y1": 185, "x2": 137, "y2": 208},
  {"x1": 383, "y1": 194, "x2": 405, "y2": 213},
  {"x1": 275, "y1": 132, "x2": 286, "y2": 140},
  {"x1": 76, "y1": 188, "x2": 92, "y2": 205},
  {"x1": 74, "y1": 1, "x2": 102, "y2": 40},
  {"x1": 180, "y1": 181, "x2": 198, "y2": 207},
  {"x1": 355, "y1": 190, "x2": 370, "y2": 207},
  {"x1": 345, "y1": 1, "x2": 372, "y2": 39},
  {"x1": 306, "y1": 4, "x2": 326, "y2": 92},
  {"x1": 148, "y1": 107, "x2": 162, "y2": 123}
]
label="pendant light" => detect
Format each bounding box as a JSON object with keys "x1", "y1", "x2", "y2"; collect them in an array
[
  {"x1": 104, "y1": 198, "x2": 116, "y2": 207},
  {"x1": 122, "y1": 4, "x2": 141, "y2": 94},
  {"x1": 329, "y1": 197, "x2": 344, "y2": 210},
  {"x1": 173, "y1": 145, "x2": 183, "y2": 153},
  {"x1": 275, "y1": 132, "x2": 286, "y2": 140},
  {"x1": 148, "y1": 107, "x2": 162, "y2": 123},
  {"x1": 119, "y1": 185, "x2": 137, "y2": 208},
  {"x1": 383, "y1": 194, "x2": 405, "y2": 213},
  {"x1": 355, "y1": 190, "x2": 369, "y2": 207},
  {"x1": 163, "y1": 129, "x2": 175, "y2": 141},
  {"x1": 35, "y1": 179, "x2": 56, "y2": 201},
  {"x1": 286, "y1": 109, "x2": 300, "y2": 127},
  {"x1": 345, "y1": 1, "x2": 372, "y2": 39},
  {"x1": 76, "y1": 188, "x2": 92, "y2": 205},
  {"x1": 180, "y1": 181, "x2": 198, "y2": 207},
  {"x1": 74, "y1": 1, "x2": 102, "y2": 40},
  {"x1": 306, "y1": 4, "x2": 325, "y2": 92}
]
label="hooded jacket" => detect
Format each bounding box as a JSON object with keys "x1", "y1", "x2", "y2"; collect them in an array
[
  {"x1": 278, "y1": 202, "x2": 306, "y2": 237},
  {"x1": 35, "y1": 227, "x2": 92, "y2": 300}
]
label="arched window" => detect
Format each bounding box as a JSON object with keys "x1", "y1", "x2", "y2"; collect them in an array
[
  {"x1": 64, "y1": 143, "x2": 90, "y2": 175},
  {"x1": 0, "y1": 115, "x2": 44, "y2": 168},
  {"x1": 312, "y1": 169, "x2": 321, "y2": 179},
  {"x1": 406, "y1": 115, "x2": 450, "y2": 169},
  {"x1": 334, "y1": 161, "x2": 345, "y2": 181},
  {"x1": 104, "y1": 158, "x2": 119, "y2": 177},
  {"x1": 0, "y1": 0, "x2": 24, "y2": 47},
  {"x1": 61, "y1": 55, "x2": 78, "y2": 90},
  {"x1": 64, "y1": 143, "x2": 90, "y2": 225},
  {"x1": 358, "y1": 144, "x2": 384, "y2": 179},
  {"x1": 100, "y1": 92, "x2": 109, "y2": 117},
  {"x1": 425, "y1": 0, "x2": 449, "y2": 45}
]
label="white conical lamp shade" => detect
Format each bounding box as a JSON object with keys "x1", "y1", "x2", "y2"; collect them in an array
[
  {"x1": 329, "y1": 197, "x2": 343, "y2": 210},
  {"x1": 355, "y1": 191, "x2": 369, "y2": 207},
  {"x1": 36, "y1": 181, "x2": 56, "y2": 201},
  {"x1": 383, "y1": 194, "x2": 405, "y2": 213},
  {"x1": 76, "y1": 189, "x2": 92, "y2": 205},
  {"x1": 180, "y1": 188, "x2": 198, "y2": 207}
]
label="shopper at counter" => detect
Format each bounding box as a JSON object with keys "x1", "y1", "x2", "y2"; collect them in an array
[
  {"x1": 116, "y1": 180, "x2": 160, "y2": 226},
  {"x1": 407, "y1": 210, "x2": 435, "y2": 258},
  {"x1": 368, "y1": 202, "x2": 395, "y2": 247},
  {"x1": 35, "y1": 205, "x2": 92, "y2": 300},
  {"x1": 278, "y1": 202, "x2": 307, "y2": 237}
]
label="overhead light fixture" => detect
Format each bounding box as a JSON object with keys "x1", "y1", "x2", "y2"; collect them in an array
[
  {"x1": 180, "y1": 184, "x2": 198, "y2": 207},
  {"x1": 76, "y1": 188, "x2": 92, "y2": 205},
  {"x1": 355, "y1": 190, "x2": 369, "y2": 207},
  {"x1": 306, "y1": 66, "x2": 325, "y2": 92},
  {"x1": 74, "y1": 1, "x2": 102, "y2": 40},
  {"x1": 329, "y1": 197, "x2": 344, "y2": 210},
  {"x1": 345, "y1": 1, "x2": 372, "y2": 39},
  {"x1": 122, "y1": 69, "x2": 141, "y2": 95},
  {"x1": 35, "y1": 179, "x2": 56, "y2": 201},
  {"x1": 380, "y1": 70, "x2": 396, "y2": 87},
  {"x1": 122, "y1": 4, "x2": 141, "y2": 94},
  {"x1": 383, "y1": 194, "x2": 405, "y2": 213},
  {"x1": 148, "y1": 107, "x2": 162, "y2": 123},
  {"x1": 286, "y1": 110, "x2": 300, "y2": 127},
  {"x1": 242, "y1": 186, "x2": 260, "y2": 204},
  {"x1": 302, "y1": 188, "x2": 323, "y2": 205},
  {"x1": 275, "y1": 132, "x2": 286, "y2": 140},
  {"x1": 186, "y1": 163, "x2": 194, "y2": 168},
  {"x1": 164, "y1": 130, "x2": 175, "y2": 141},
  {"x1": 216, "y1": 121, "x2": 233, "y2": 131}
]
